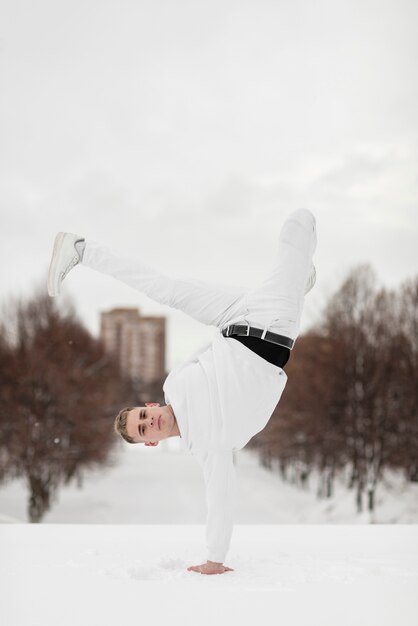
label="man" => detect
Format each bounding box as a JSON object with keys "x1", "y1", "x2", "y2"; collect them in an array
[{"x1": 47, "y1": 208, "x2": 317, "y2": 575}]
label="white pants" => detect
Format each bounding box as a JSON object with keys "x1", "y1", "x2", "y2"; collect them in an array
[{"x1": 82, "y1": 208, "x2": 317, "y2": 345}]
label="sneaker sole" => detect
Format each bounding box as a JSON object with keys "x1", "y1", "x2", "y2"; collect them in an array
[{"x1": 47, "y1": 232, "x2": 67, "y2": 297}]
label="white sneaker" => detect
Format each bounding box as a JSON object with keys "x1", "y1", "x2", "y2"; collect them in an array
[
  {"x1": 47, "y1": 232, "x2": 85, "y2": 297},
  {"x1": 304, "y1": 264, "x2": 316, "y2": 295}
]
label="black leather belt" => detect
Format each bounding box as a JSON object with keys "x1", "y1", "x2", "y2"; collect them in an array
[{"x1": 221, "y1": 324, "x2": 294, "y2": 350}]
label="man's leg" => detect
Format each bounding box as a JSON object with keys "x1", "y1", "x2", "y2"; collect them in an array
[
  {"x1": 82, "y1": 242, "x2": 249, "y2": 328},
  {"x1": 226, "y1": 208, "x2": 317, "y2": 342}
]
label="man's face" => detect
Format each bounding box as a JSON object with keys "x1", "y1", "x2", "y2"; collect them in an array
[{"x1": 125, "y1": 403, "x2": 176, "y2": 446}]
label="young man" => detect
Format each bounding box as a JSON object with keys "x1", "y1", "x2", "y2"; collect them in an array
[{"x1": 47, "y1": 208, "x2": 317, "y2": 575}]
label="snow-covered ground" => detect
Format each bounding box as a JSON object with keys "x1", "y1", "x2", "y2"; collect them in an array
[
  {"x1": 1, "y1": 443, "x2": 418, "y2": 524},
  {"x1": 1, "y1": 445, "x2": 418, "y2": 625},
  {"x1": 1, "y1": 524, "x2": 418, "y2": 626}
]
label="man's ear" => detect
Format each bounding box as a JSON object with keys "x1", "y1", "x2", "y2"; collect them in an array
[{"x1": 144, "y1": 441, "x2": 159, "y2": 447}]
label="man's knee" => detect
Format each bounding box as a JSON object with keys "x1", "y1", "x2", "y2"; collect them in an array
[
  {"x1": 289, "y1": 208, "x2": 316, "y2": 231},
  {"x1": 279, "y1": 208, "x2": 316, "y2": 252}
]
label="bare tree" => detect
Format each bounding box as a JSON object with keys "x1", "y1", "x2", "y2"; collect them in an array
[
  {"x1": 249, "y1": 265, "x2": 418, "y2": 518},
  {"x1": 249, "y1": 330, "x2": 346, "y2": 497},
  {"x1": 393, "y1": 276, "x2": 418, "y2": 482},
  {"x1": 0, "y1": 289, "x2": 135, "y2": 522}
]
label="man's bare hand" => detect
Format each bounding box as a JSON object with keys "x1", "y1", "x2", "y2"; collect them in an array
[{"x1": 187, "y1": 560, "x2": 234, "y2": 575}]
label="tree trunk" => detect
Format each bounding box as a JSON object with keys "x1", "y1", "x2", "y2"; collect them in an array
[
  {"x1": 326, "y1": 469, "x2": 334, "y2": 498},
  {"x1": 356, "y1": 484, "x2": 363, "y2": 513},
  {"x1": 28, "y1": 474, "x2": 49, "y2": 523},
  {"x1": 367, "y1": 486, "x2": 375, "y2": 512}
]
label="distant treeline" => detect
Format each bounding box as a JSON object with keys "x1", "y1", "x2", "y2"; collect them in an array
[
  {"x1": 1, "y1": 265, "x2": 417, "y2": 522},
  {"x1": 0, "y1": 291, "x2": 136, "y2": 522},
  {"x1": 248, "y1": 264, "x2": 418, "y2": 515}
]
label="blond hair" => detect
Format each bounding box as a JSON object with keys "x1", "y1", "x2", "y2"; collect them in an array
[{"x1": 114, "y1": 406, "x2": 136, "y2": 444}]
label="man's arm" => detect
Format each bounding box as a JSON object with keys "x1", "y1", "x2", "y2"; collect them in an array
[{"x1": 187, "y1": 449, "x2": 236, "y2": 575}]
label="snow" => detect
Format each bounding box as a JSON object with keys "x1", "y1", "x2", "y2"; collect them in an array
[
  {"x1": 1, "y1": 524, "x2": 418, "y2": 626},
  {"x1": 1, "y1": 446, "x2": 418, "y2": 625},
  {"x1": 2, "y1": 443, "x2": 418, "y2": 524}
]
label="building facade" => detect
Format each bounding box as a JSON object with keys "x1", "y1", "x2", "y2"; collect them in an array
[{"x1": 100, "y1": 308, "x2": 166, "y2": 386}]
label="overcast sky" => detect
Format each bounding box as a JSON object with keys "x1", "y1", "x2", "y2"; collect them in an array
[{"x1": 1, "y1": 0, "x2": 417, "y2": 369}]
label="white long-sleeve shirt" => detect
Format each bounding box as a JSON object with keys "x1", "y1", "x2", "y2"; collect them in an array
[{"x1": 163, "y1": 329, "x2": 287, "y2": 563}]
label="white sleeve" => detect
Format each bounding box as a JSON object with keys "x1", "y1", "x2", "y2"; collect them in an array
[{"x1": 196, "y1": 449, "x2": 236, "y2": 564}]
